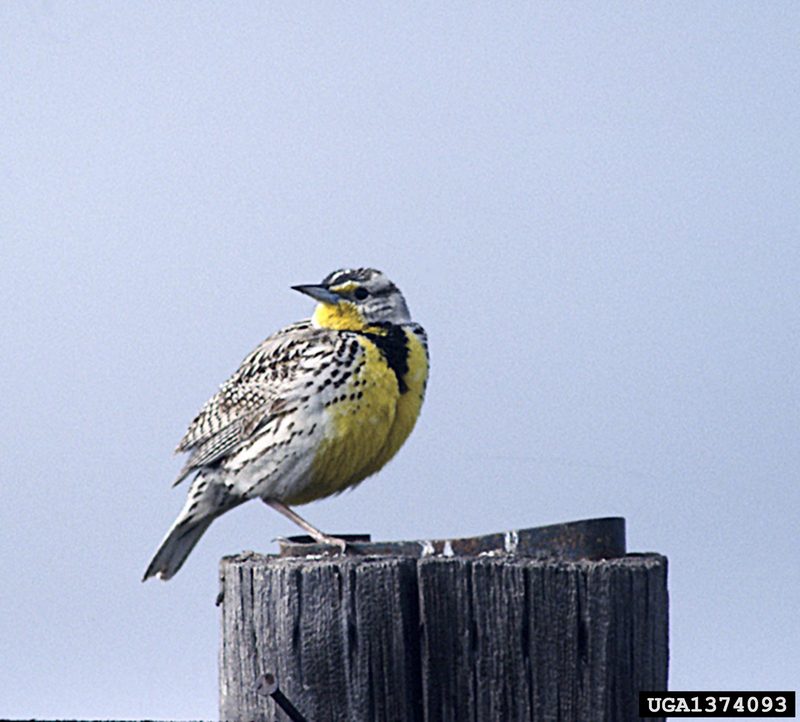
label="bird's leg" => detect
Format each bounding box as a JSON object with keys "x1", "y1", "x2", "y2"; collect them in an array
[{"x1": 264, "y1": 499, "x2": 347, "y2": 553}]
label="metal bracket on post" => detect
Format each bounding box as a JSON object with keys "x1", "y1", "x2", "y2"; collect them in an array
[{"x1": 276, "y1": 516, "x2": 626, "y2": 560}]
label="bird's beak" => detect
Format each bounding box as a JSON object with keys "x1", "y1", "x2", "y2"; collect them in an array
[{"x1": 292, "y1": 283, "x2": 341, "y2": 304}]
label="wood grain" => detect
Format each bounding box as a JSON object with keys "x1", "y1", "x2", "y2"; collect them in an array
[{"x1": 219, "y1": 553, "x2": 667, "y2": 721}]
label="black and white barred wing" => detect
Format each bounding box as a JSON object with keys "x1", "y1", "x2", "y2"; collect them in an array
[{"x1": 172, "y1": 321, "x2": 327, "y2": 485}]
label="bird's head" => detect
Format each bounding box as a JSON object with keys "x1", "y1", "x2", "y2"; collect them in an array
[{"x1": 293, "y1": 268, "x2": 411, "y2": 331}]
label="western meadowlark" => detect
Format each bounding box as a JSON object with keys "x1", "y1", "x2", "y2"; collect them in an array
[{"x1": 143, "y1": 268, "x2": 428, "y2": 580}]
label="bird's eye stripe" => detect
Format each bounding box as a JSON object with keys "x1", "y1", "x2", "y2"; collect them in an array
[
  {"x1": 370, "y1": 286, "x2": 394, "y2": 297},
  {"x1": 329, "y1": 281, "x2": 359, "y2": 294}
]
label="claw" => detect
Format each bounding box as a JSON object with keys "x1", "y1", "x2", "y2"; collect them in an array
[{"x1": 316, "y1": 533, "x2": 347, "y2": 554}]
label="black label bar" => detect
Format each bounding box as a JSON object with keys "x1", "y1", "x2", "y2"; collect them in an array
[{"x1": 639, "y1": 691, "x2": 795, "y2": 717}]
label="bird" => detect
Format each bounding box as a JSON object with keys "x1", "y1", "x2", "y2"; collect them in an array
[{"x1": 143, "y1": 268, "x2": 429, "y2": 580}]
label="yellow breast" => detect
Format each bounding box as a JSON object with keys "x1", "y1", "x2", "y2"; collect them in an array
[
  {"x1": 287, "y1": 328, "x2": 428, "y2": 505},
  {"x1": 358, "y1": 328, "x2": 428, "y2": 478}
]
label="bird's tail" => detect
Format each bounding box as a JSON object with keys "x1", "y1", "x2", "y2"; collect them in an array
[
  {"x1": 143, "y1": 475, "x2": 240, "y2": 581},
  {"x1": 143, "y1": 515, "x2": 214, "y2": 581}
]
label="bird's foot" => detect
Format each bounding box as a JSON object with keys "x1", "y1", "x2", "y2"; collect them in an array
[
  {"x1": 310, "y1": 531, "x2": 348, "y2": 554},
  {"x1": 264, "y1": 499, "x2": 347, "y2": 554}
]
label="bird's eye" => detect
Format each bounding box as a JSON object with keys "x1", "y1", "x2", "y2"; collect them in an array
[{"x1": 354, "y1": 287, "x2": 370, "y2": 300}]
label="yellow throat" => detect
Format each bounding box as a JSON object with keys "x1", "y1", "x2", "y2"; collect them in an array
[{"x1": 312, "y1": 300, "x2": 367, "y2": 331}]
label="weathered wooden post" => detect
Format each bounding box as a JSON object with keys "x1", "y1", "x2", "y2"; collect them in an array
[{"x1": 219, "y1": 518, "x2": 668, "y2": 722}]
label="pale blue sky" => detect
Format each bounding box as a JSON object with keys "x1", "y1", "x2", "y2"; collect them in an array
[{"x1": 1, "y1": 2, "x2": 798, "y2": 718}]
